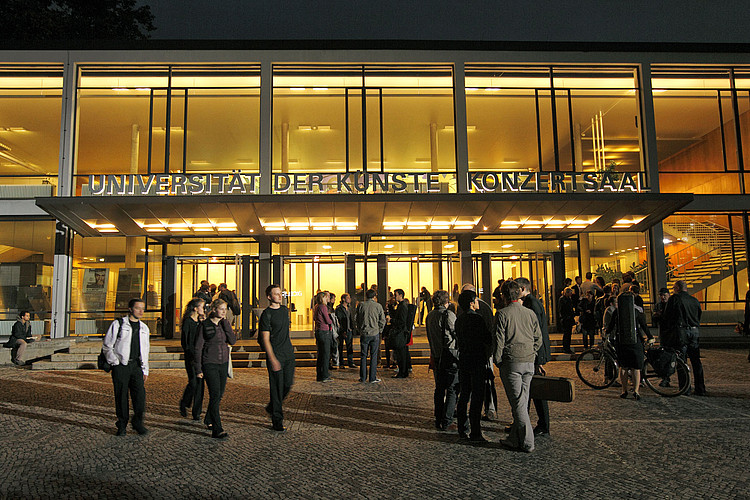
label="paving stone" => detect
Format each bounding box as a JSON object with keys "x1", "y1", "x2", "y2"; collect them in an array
[{"x1": 0, "y1": 349, "x2": 749, "y2": 498}]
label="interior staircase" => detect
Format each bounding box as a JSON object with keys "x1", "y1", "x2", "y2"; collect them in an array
[{"x1": 663, "y1": 217, "x2": 747, "y2": 295}]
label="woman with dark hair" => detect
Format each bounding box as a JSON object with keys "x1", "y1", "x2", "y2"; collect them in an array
[
  {"x1": 594, "y1": 276, "x2": 606, "y2": 298},
  {"x1": 605, "y1": 293, "x2": 654, "y2": 401},
  {"x1": 313, "y1": 291, "x2": 333, "y2": 382},
  {"x1": 195, "y1": 299, "x2": 236, "y2": 439},
  {"x1": 179, "y1": 297, "x2": 205, "y2": 420}
]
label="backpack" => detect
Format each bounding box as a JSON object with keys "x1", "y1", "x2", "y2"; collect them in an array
[
  {"x1": 97, "y1": 317, "x2": 124, "y2": 372},
  {"x1": 230, "y1": 291, "x2": 241, "y2": 316}
]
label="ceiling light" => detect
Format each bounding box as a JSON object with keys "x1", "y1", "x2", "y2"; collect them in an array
[
  {"x1": 500, "y1": 225, "x2": 519, "y2": 230},
  {"x1": 322, "y1": 245, "x2": 332, "y2": 249},
  {"x1": 313, "y1": 226, "x2": 333, "y2": 231},
  {"x1": 501, "y1": 244, "x2": 513, "y2": 248},
  {"x1": 454, "y1": 225, "x2": 474, "y2": 230},
  {"x1": 430, "y1": 225, "x2": 450, "y2": 230},
  {"x1": 384, "y1": 244, "x2": 394, "y2": 249},
  {"x1": 407, "y1": 226, "x2": 427, "y2": 230},
  {"x1": 524, "y1": 225, "x2": 543, "y2": 229},
  {"x1": 444, "y1": 244, "x2": 455, "y2": 249},
  {"x1": 563, "y1": 243, "x2": 570, "y2": 248},
  {"x1": 483, "y1": 226, "x2": 489, "y2": 231},
  {"x1": 200, "y1": 247, "x2": 212, "y2": 252},
  {"x1": 290, "y1": 87, "x2": 305, "y2": 91},
  {"x1": 663, "y1": 238, "x2": 672, "y2": 244}
]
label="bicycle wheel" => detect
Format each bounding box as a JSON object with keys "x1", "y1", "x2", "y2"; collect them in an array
[
  {"x1": 643, "y1": 355, "x2": 691, "y2": 397},
  {"x1": 576, "y1": 349, "x2": 618, "y2": 389}
]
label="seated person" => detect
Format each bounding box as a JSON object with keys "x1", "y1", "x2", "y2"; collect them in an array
[{"x1": 4, "y1": 311, "x2": 41, "y2": 365}]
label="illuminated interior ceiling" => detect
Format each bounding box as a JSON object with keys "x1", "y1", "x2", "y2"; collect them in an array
[{"x1": 37, "y1": 192, "x2": 692, "y2": 238}]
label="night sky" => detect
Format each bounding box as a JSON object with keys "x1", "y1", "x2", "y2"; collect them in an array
[{"x1": 143, "y1": 0, "x2": 750, "y2": 44}]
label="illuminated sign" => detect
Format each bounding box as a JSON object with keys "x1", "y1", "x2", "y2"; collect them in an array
[{"x1": 84, "y1": 171, "x2": 646, "y2": 196}]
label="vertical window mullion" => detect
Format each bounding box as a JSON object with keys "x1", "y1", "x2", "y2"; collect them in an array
[
  {"x1": 345, "y1": 88, "x2": 350, "y2": 173},
  {"x1": 535, "y1": 89, "x2": 543, "y2": 171},
  {"x1": 147, "y1": 89, "x2": 154, "y2": 175},
  {"x1": 361, "y1": 66, "x2": 367, "y2": 173},
  {"x1": 730, "y1": 69, "x2": 746, "y2": 193},
  {"x1": 568, "y1": 89, "x2": 576, "y2": 171},
  {"x1": 728, "y1": 216, "x2": 739, "y2": 302},
  {"x1": 182, "y1": 89, "x2": 188, "y2": 173},
  {"x1": 164, "y1": 67, "x2": 172, "y2": 174},
  {"x1": 379, "y1": 87, "x2": 384, "y2": 173},
  {"x1": 549, "y1": 68, "x2": 560, "y2": 171},
  {"x1": 717, "y1": 90, "x2": 729, "y2": 173}
]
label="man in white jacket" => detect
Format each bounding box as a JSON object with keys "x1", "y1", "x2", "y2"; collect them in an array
[{"x1": 102, "y1": 298, "x2": 151, "y2": 436}]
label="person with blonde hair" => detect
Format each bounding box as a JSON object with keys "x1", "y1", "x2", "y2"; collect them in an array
[{"x1": 195, "y1": 299, "x2": 236, "y2": 439}]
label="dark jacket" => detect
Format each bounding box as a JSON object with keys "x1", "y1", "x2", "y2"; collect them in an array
[
  {"x1": 454, "y1": 309, "x2": 492, "y2": 369},
  {"x1": 194, "y1": 289, "x2": 212, "y2": 304},
  {"x1": 578, "y1": 298, "x2": 598, "y2": 331},
  {"x1": 194, "y1": 318, "x2": 236, "y2": 374},
  {"x1": 391, "y1": 300, "x2": 410, "y2": 338},
  {"x1": 181, "y1": 316, "x2": 202, "y2": 356},
  {"x1": 605, "y1": 307, "x2": 653, "y2": 346},
  {"x1": 523, "y1": 294, "x2": 551, "y2": 365},
  {"x1": 4, "y1": 320, "x2": 32, "y2": 348},
  {"x1": 558, "y1": 295, "x2": 575, "y2": 325},
  {"x1": 335, "y1": 303, "x2": 352, "y2": 333},
  {"x1": 664, "y1": 291, "x2": 701, "y2": 329}
]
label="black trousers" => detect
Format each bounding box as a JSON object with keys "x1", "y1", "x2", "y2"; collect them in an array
[
  {"x1": 338, "y1": 330, "x2": 354, "y2": 367},
  {"x1": 457, "y1": 363, "x2": 487, "y2": 437},
  {"x1": 111, "y1": 361, "x2": 146, "y2": 431},
  {"x1": 394, "y1": 343, "x2": 409, "y2": 377},
  {"x1": 203, "y1": 362, "x2": 228, "y2": 434},
  {"x1": 315, "y1": 330, "x2": 332, "y2": 381},
  {"x1": 678, "y1": 327, "x2": 706, "y2": 394},
  {"x1": 531, "y1": 398, "x2": 550, "y2": 432},
  {"x1": 180, "y1": 352, "x2": 204, "y2": 419},
  {"x1": 268, "y1": 358, "x2": 295, "y2": 427},
  {"x1": 434, "y1": 363, "x2": 459, "y2": 428},
  {"x1": 562, "y1": 321, "x2": 574, "y2": 351}
]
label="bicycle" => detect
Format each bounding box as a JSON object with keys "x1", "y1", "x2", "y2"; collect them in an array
[{"x1": 576, "y1": 336, "x2": 691, "y2": 397}]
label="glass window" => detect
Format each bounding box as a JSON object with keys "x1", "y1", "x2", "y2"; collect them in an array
[
  {"x1": 653, "y1": 68, "x2": 741, "y2": 194},
  {"x1": 75, "y1": 65, "x2": 260, "y2": 195},
  {"x1": 272, "y1": 64, "x2": 456, "y2": 192},
  {"x1": 69, "y1": 235, "x2": 155, "y2": 335},
  {"x1": 0, "y1": 221, "x2": 55, "y2": 333},
  {"x1": 466, "y1": 66, "x2": 642, "y2": 179},
  {"x1": 662, "y1": 213, "x2": 748, "y2": 324},
  {"x1": 0, "y1": 66, "x2": 63, "y2": 197}
]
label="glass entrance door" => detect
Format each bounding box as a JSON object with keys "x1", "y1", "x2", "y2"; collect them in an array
[
  {"x1": 487, "y1": 253, "x2": 554, "y2": 314},
  {"x1": 283, "y1": 255, "x2": 347, "y2": 330},
  {"x1": 176, "y1": 256, "x2": 246, "y2": 331}
]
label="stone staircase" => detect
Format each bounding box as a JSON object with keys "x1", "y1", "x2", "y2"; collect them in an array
[
  {"x1": 27, "y1": 329, "x2": 592, "y2": 371},
  {"x1": 664, "y1": 218, "x2": 747, "y2": 295}
]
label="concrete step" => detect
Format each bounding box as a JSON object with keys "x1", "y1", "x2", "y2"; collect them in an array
[{"x1": 1, "y1": 338, "x2": 73, "y2": 366}]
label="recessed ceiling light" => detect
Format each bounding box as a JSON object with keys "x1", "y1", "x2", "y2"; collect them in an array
[
  {"x1": 322, "y1": 245, "x2": 332, "y2": 249},
  {"x1": 384, "y1": 244, "x2": 394, "y2": 249},
  {"x1": 501, "y1": 244, "x2": 513, "y2": 248},
  {"x1": 444, "y1": 244, "x2": 455, "y2": 249},
  {"x1": 200, "y1": 247, "x2": 212, "y2": 251}
]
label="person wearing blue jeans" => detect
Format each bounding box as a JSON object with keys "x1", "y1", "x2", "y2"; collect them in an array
[{"x1": 356, "y1": 288, "x2": 386, "y2": 383}]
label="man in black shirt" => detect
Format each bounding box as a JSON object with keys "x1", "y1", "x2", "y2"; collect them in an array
[
  {"x1": 663, "y1": 280, "x2": 706, "y2": 396},
  {"x1": 259, "y1": 284, "x2": 296, "y2": 431}
]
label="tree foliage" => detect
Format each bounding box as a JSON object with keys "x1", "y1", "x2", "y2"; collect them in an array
[{"x1": 6, "y1": 0, "x2": 155, "y2": 41}]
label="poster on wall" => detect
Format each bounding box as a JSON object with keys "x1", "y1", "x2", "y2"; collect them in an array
[
  {"x1": 115, "y1": 268, "x2": 143, "y2": 311},
  {"x1": 82, "y1": 268, "x2": 108, "y2": 311}
]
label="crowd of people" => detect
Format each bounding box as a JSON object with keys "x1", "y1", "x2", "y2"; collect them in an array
[{"x1": 94, "y1": 272, "x2": 708, "y2": 450}]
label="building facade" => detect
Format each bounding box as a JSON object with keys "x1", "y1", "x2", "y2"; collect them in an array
[{"x1": 1, "y1": 46, "x2": 748, "y2": 338}]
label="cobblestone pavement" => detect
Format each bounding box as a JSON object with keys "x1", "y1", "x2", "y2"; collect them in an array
[{"x1": 1, "y1": 349, "x2": 749, "y2": 499}]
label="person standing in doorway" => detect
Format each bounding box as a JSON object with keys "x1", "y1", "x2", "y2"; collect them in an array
[
  {"x1": 356, "y1": 288, "x2": 386, "y2": 383},
  {"x1": 179, "y1": 298, "x2": 205, "y2": 421},
  {"x1": 195, "y1": 299, "x2": 236, "y2": 439},
  {"x1": 313, "y1": 291, "x2": 333, "y2": 382},
  {"x1": 335, "y1": 293, "x2": 355, "y2": 369},
  {"x1": 259, "y1": 285, "x2": 295, "y2": 431},
  {"x1": 390, "y1": 289, "x2": 410, "y2": 378},
  {"x1": 102, "y1": 298, "x2": 150, "y2": 436},
  {"x1": 558, "y1": 287, "x2": 576, "y2": 354},
  {"x1": 418, "y1": 287, "x2": 433, "y2": 326}
]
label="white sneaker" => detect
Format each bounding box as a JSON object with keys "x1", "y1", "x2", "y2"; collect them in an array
[{"x1": 370, "y1": 379, "x2": 382, "y2": 383}]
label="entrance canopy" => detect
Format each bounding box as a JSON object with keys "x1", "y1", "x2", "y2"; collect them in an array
[{"x1": 36, "y1": 192, "x2": 693, "y2": 238}]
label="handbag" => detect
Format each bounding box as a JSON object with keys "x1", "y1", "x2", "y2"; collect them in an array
[
  {"x1": 227, "y1": 344, "x2": 234, "y2": 379},
  {"x1": 98, "y1": 317, "x2": 124, "y2": 372}
]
